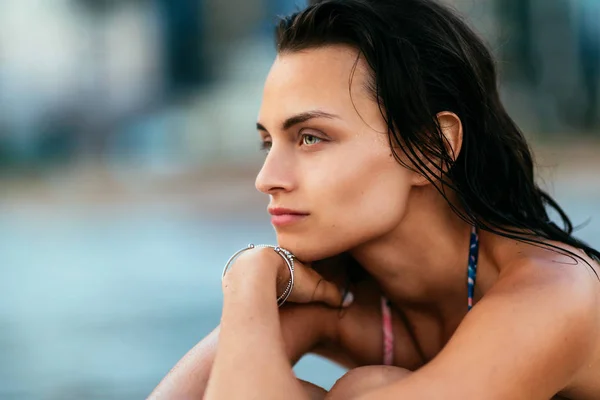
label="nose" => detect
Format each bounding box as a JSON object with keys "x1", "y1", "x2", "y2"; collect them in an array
[{"x1": 255, "y1": 146, "x2": 295, "y2": 195}]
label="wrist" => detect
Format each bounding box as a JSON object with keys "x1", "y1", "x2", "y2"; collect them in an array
[{"x1": 222, "y1": 247, "x2": 289, "y2": 295}]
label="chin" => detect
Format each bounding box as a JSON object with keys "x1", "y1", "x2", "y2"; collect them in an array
[
  {"x1": 276, "y1": 240, "x2": 317, "y2": 262},
  {"x1": 276, "y1": 234, "x2": 353, "y2": 263}
]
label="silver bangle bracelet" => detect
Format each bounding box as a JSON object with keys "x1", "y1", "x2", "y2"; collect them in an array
[{"x1": 221, "y1": 244, "x2": 295, "y2": 307}]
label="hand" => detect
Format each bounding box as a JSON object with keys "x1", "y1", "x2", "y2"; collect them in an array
[{"x1": 226, "y1": 247, "x2": 354, "y2": 308}]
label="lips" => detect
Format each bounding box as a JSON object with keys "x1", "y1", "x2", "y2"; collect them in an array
[{"x1": 268, "y1": 207, "x2": 309, "y2": 227}]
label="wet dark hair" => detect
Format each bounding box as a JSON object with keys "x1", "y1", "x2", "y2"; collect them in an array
[{"x1": 275, "y1": 0, "x2": 600, "y2": 267}]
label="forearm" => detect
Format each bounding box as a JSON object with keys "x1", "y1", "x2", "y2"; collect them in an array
[
  {"x1": 149, "y1": 305, "x2": 335, "y2": 399},
  {"x1": 147, "y1": 327, "x2": 219, "y2": 399},
  {"x1": 204, "y1": 264, "x2": 308, "y2": 400}
]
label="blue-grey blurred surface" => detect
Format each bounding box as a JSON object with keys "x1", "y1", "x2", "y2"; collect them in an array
[{"x1": 0, "y1": 0, "x2": 599, "y2": 398}]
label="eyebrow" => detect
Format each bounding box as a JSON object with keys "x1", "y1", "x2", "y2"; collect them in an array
[{"x1": 256, "y1": 110, "x2": 340, "y2": 132}]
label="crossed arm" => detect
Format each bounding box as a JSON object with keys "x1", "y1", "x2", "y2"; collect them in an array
[
  {"x1": 148, "y1": 303, "x2": 345, "y2": 399},
  {"x1": 204, "y1": 258, "x2": 598, "y2": 400}
]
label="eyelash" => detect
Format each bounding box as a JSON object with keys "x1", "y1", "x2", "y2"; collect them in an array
[{"x1": 260, "y1": 133, "x2": 323, "y2": 152}]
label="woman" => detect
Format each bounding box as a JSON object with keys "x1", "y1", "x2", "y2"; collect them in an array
[{"x1": 150, "y1": 0, "x2": 600, "y2": 399}]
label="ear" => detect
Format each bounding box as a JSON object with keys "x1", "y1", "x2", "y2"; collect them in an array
[
  {"x1": 437, "y1": 111, "x2": 463, "y2": 162},
  {"x1": 411, "y1": 111, "x2": 463, "y2": 186}
]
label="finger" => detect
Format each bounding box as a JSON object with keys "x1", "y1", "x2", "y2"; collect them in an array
[
  {"x1": 288, "y1": 261, "x2": 354, "y2": 307},
  {"x1": 312, "y1": 277, "x2": 354, "y2": 308}
]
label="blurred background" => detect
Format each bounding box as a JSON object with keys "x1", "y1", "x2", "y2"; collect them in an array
[{"x1": 0, "y1": 0, "x2": 598, "y2": 399}]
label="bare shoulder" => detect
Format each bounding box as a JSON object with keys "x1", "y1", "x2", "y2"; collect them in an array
[
  {"x1": 495, "y1": 238, "x2": 600, "y2": 301},
  {"x1": 484, "y1": 230, "x2": 598, "y2": 298},
  {"x1": 488, "y1": 236, "x2": 600, "y2": 331},
  {"x1": 395, "y1": 241, "x2": 600, "y2": 398},
  {"x1": 478, "y1": 242, "x2": 600, "y2": 397}
]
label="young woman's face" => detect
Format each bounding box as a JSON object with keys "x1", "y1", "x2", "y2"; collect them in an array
[{"x1": 256, "y1": 45, "x2": 417, "y2": 261}]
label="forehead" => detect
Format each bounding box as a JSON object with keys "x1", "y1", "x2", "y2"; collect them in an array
[{"x1": 259, "y1": 45, "x2": 375, "y2": 121}]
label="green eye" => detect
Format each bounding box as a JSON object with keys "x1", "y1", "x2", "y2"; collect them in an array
[{"x1": 302, "y1": 134, "x2": 322, "y2": 146}]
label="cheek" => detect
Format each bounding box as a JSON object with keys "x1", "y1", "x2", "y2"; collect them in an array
[
  {"x1": 304, "y1": 154, "x2": 412, "y2": 253},
  {"x1": 331, "y1": 165, "x2": 411, "y2": 231}
]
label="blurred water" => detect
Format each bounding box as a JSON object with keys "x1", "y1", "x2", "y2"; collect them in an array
[{"x1": 0, "y1": 194, "x2": 598, "y2": 400}]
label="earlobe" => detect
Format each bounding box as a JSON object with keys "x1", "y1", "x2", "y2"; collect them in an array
[{"x1": 411, "y1": 170, "x2": 430, "y2": 186}]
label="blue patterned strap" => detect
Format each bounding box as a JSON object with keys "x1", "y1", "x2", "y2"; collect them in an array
[{"x1": 467, "y1": 225, "x2": 480, "y2": 311}]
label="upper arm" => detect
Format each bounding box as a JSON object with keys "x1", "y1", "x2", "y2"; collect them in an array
[{"x1": 362, "y1": 260, "x2": 600, "y2": 400}]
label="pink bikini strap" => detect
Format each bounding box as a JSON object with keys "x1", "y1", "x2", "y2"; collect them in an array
[{"x1": 381, "y1": 296, "x2": 394, "y2": 366}]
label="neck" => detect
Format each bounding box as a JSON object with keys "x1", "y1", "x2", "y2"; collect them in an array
[{"x1": 350, "y1": 186, "x2": 476, "y2": 309}]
